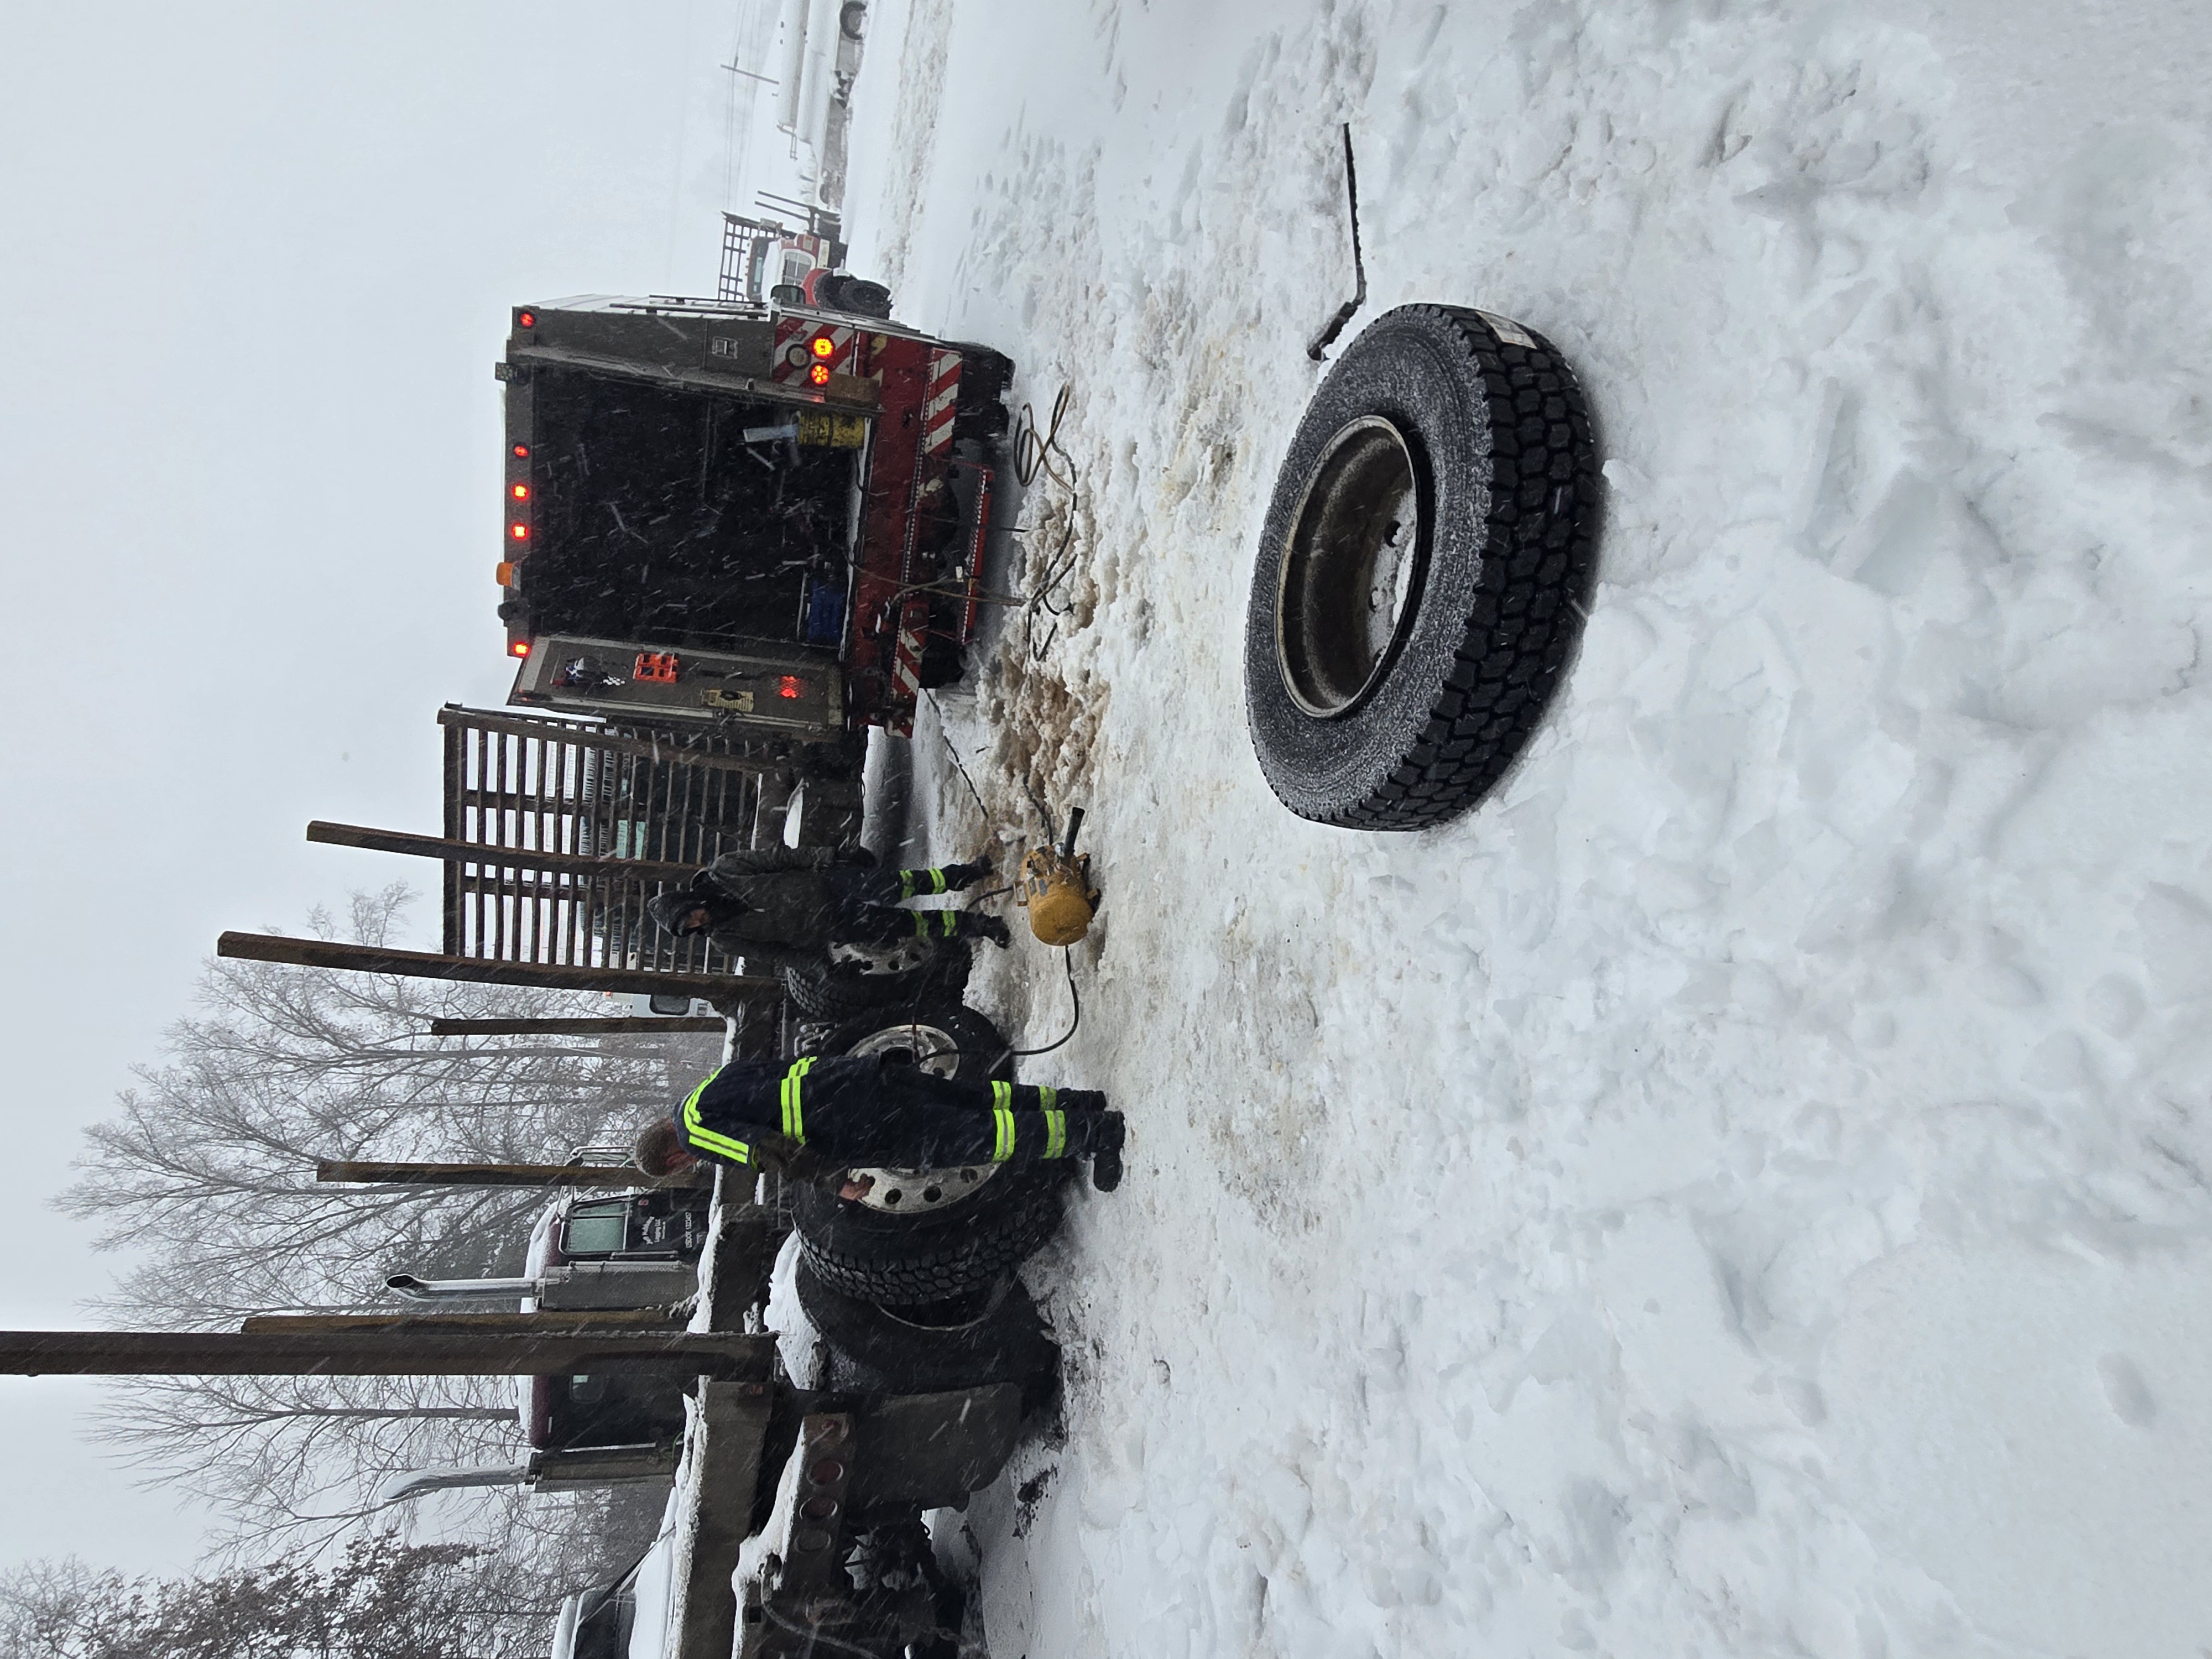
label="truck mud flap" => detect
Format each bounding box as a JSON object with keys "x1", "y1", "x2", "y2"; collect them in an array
[{"x1": 847, "y1": 1383, "x2": 1025, "y2": 1511}]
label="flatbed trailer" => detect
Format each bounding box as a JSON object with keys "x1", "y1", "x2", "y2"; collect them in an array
[{"x1": 494, "y1": 294, "x2": 1009, "y2": 744}]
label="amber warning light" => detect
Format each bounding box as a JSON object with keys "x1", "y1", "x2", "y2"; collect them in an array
[{"x1": 810, "y1": 336, "x2": 835, "y2": 358}]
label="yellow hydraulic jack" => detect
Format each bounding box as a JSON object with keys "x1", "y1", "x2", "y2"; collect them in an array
[{"x1": 1018, "y1": 807, "x2": 1102, "y2": 947}]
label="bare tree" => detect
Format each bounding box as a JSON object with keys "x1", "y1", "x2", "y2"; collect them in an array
[
  {"x1": 56, "y1": 886, "x2": 715, "y2": 1559},
  {"x1": 0, "y1": 1531, "x2": 569, "y2": 1659}
]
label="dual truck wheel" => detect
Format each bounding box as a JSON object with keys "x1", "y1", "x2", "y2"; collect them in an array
[
  {"x1": 1246, "y1": 304, "x2": 1600, "y2": 829},
  {"x1": 784, "y1": 1003, "x2": 1063, "y2": 1413},
  {"x1": 787, "y1": 1004, "x2": 1063, "y2": 1307}
]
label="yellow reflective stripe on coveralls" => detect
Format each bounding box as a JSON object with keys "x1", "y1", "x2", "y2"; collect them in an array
[
  {"x1": 930, "y1": 868, "x2": 948, "y2": 894},
  {"x1": 780, "y1": 1057, "x2": 816, "y2": 1143},
  {"x1": 680, "y1": 1068, "x2": 752, "y2": 1165},
  {"x1": 990, "y1": 1080, "x2": 1015, "y2": 1162},
  {"x1": 899, "y1": 870, "x2": 916, "y2": 900},
  {"x1": 940, "y1": 911, "x2": 959, "y2": 938},
  {"x1": 1034, "y1": 1086, "x2": 1064, "y2": 1159}
]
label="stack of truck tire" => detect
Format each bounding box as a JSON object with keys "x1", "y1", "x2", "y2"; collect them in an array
[{"x1": 788, "y1": 998, "x2": 1063, "y2": 1425}]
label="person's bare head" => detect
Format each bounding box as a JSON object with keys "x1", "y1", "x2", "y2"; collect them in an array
[{"x1": 632, "y1": 1117, "x2": 696, "y2": 1178}]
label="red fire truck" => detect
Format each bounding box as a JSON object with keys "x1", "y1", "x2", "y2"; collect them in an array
[{"x1": 494, "y1": 295, "x2": 1011, "y2": 744}]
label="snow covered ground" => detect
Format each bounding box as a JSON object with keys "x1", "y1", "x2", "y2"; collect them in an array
[{"x1": 834, "y1": 3, "x2": 2212, "y2": 1655}]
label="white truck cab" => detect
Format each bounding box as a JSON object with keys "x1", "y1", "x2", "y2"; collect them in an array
[{"x1": 549, "y1": 1491, "x2": 682, "y2": 1659}]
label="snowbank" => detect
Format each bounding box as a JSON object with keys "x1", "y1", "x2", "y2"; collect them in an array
[{"x1": 841, "y1": 3, "x2": 2212, "y2": 1655}]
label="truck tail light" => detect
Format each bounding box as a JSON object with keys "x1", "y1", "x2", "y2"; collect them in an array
[
  {"x1": 810, "y1": 336, "x2": 835, "y2": 358},
  {"x1": 778, "y1": 676, "x2": 805, "y2": 700},
  {"x1": 510, "y1": 640, "x2": 531, "y2": 659},
  {"x1": 510, "y1": 523, "x2": 528, "y2": 541},
  {"x1": 808, "y1": 363, "x2": 831, "y2": 386},
  {"x1": 512, "y1": 443, "x2": 530, "y2": 458},
  {"x1": 517, "y1": 310, "x2": 536, "y2": 328},
  {"x1": 510, "y1": 483, "x2": 529, "y2": 500}
]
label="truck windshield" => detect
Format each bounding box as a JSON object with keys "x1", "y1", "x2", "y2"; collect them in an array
[{"x1": 523, "y1": 367, "x2": 854, "y2": 651}]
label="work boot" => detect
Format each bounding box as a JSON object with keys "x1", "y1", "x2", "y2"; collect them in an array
[
  {"x1": 1057, "y1": 1088, "x2": 1110, "y2": 1114},
  {"x1": 965, "y1": 911, "x2": 1012, "y2": 948},
  {"x1": 1087, "y1": 1112, "x2": 1126, "y2": 1193}
]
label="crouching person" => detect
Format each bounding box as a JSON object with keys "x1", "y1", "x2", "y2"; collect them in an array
[
  {"x1": 645, "y1": 844, "x2": 1009, "y2": 972},
  {"x1": 633, "y1": 1053, "x2": 1126, "y2": 1194}
]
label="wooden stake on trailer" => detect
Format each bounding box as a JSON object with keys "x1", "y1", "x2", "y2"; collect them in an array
[
  {"x1": 428, "y1": 1016, "x2": 728, "y2": 1037},
  {"x1": 215, "y1": 931, "x2": 778, "y2": 1000},
  {"x1": 239, "y1": 1310, "x2": 684, "y2": 1335},
  {"x1": 306, "y1": 821, "x2": 701, "y2": 886},
  {"x1": 315, "y1": 1160, "x2": 708, "y2": 1190},
  {"x1": 0, "y1": 1327, "x2": 774, "y2": 1380}
]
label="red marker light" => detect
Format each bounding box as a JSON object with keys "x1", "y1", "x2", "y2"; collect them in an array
[
  {"x1": 810, "y1": 335, "x2": 835, "y2": 359},
  {"x1": 778, "y1": 676, "x2": 805, "y2": 700},
  {"x1": 510, "y1": 639, "x2": 532, "y2": 659},
  {"x1": 808, "y1": 363, "x2": 831, "y2": 386},
  {"x1": 510, "y1": 523, "x2": 528, "y2": 541},
  {"x1": 512, "y1": 443, "x2": 530, "y2": 459},
  {"x1": 517, "y1": 310, "x2": 536, "y2": 328},
  {"x1": 510, "y1": 483, "x2": 529, "y2": 500}
]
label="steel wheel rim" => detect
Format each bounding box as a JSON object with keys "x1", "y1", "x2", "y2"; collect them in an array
[
  {"x1": 841, "y1": 1019, "x2": 1001, "y2": 1213},
  {"x1": 1274, "y1": 415, "x2": 1426, "y2": 718}
]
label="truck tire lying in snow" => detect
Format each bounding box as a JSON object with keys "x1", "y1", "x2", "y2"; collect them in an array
[
  {"x1": 796, "y1": 1257, "x2": 1058, "y2": 1416},
  {"x1": 790, "y1": 1005, "x2": 1065, "y2": 1305},
  {"x1": 1243, "y1": 304, "x2": 1599, "y2": 830}
]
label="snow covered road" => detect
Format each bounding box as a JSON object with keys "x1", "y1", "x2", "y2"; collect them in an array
[{"x1": 839, "y1": 3, "x2": 2212, "y2": 1655}]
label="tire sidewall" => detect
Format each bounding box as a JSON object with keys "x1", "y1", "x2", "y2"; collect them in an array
[
  {"x1": 783, "y1": 958, "x2": 936, "y2": 1020},
  {"x1": 795, "y1": 1258, "x2": 1055, "y2": 1395}
]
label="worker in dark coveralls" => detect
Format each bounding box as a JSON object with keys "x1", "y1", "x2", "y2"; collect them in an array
[
  {"x1": 645, "y1": 845, "x2": 1008, "y2": 969},
  {"x1": 632, "y1": 1055, "x2": 1128, "y2": 1192}
]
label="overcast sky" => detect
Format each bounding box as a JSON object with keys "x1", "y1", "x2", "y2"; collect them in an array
[{"x1": 0, "y1": 0, "x2": 789, "y2": 1574}]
